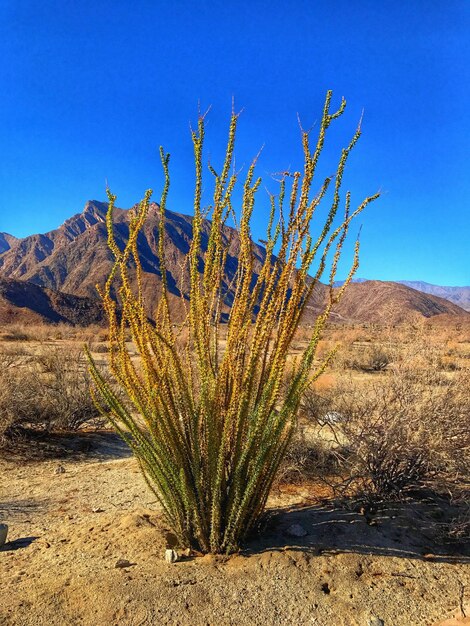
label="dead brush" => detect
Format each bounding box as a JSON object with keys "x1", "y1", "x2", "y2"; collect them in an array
[
  {"x1": 87, "y1": 91, "x2": 379, "y2": 554},
  {"x1": 440, "y1": 507, "x2": 470, "y2": 543},
  {"x1": 303, "y1": 366, "x2": 470, "y2": 501},
  {"x1": 277, "y1": 426, "x2": 339, "y2": 486},
  {"x1": 340, "y1": 343, "x2": 392, "y2": 372},
  {"x1": 0, "y1": 345, "x2": 102, "y2": 442}
]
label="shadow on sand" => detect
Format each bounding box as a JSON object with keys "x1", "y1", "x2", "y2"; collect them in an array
[
  {"x1": 1, "y1": 536, "x2": 40, "y2": 551},
  {"x1": 245, "y1": 496, "x2": 470, "y2": 565},
  {"x1": 62, "y1": 430, "x2": 132, "y2": 460},
  {"x1": 1, "y1": 429, "x2": 132, "y2": 462},
  {"x1": 0, "y1": 498, "x2": 47, "y2": 521}
]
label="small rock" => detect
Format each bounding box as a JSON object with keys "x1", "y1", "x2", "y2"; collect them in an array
[
  {"x1": 165, "y1": 549, "x2": 180, "y2": 563},
  {"x1": 92, "y1": 507, "x2": 104, "y2": 513},
  {"x1": 165, "y1": 532, "x2": 178, "y2": 548},
  {"x1": 285, "y1": 523, "x2": 308, "y2": 537},
  {"x1": 115, "y1": 559, "x2": 132, "y2": 569},
  {"x1": 369, "y1": 618, "x2": 384, "y2": 626},
  {"x1": 322, "y1": 411, "x2": 343, "y2": 425},
  {"x1": 0, "y1": 524, "x2": 8, "y2": 548},
  {"x1": 54, "y1": 465, "x2": 66, "y2": 475}
]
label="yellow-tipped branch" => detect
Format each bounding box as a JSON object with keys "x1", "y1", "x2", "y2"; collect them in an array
[{"x1": 88, "y1": 91, "x2": 379, "y2": 554}]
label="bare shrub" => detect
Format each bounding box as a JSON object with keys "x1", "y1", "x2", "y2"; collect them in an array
[
  {"x1": 437, "y1": 355, "x2": 461, "y2": 371},
  {"x1": 341, "y1": 344, "x2": 392, "y2": 372},
  {"x1": 302, "y1": 366, "x2": 470, "y2": 500},
  {"x1": 0, "y1": 322, "x2": 109, "y2": 344},
  {"x1": 79, "y1": 324, "x2": 109, "y2": 344},
  {"x1": 0, "y1": 345, "x2": 101, "y2": 442},
  {"x1": 90, "y1": 343, "x2": 109, "y2": 354},
  {"x1": 278, "y1": 426, "x2": 338, "y2": 486},
  {"x1": 364, "y1": 345, "x2": 392, "y2": 371},
  {"x1": 35, "y1": 347, "x2": 100, "y2": 430},
  {"x1": 0, "y1": 352, "x2": 39, "y2": 440},
  {"x1": 1, "y1": 326, "x2": 30, "y2": 341},
  {"x1": 0, "y1": 344, "x2": 29, "y2": 357},
  {"x1": 440, "y1": 506, "x2": 470, "y2": 543}
]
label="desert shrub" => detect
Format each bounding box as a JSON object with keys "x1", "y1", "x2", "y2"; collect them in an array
[
  {"x1": 437, "y1": 355, "x2": 461, "y2": 371},
  {"x1": 341, "y1": 344, "x2": 392, "y2": 372},
  {"x1": 1, "y1": 326, "x2": 30, "y2": 341},
  {"x1": 363, "y1": 345, "x2": 392, "y2": 371},
  {"x1": 277, "y1": 425, "x2": 338, "y2": 486},
  {"x1": 0, "y1": 322, "x2": 64, "y2": 342},
  {"x1": 0, "y1": 322, "x2": 110, "y2": 343},
  {"x1": 91, "y1": 343, "x2": 109, "y2": 353},
  {"x1": 300, "y1": 387, "x2": 335, "y2": 425},
  {"x1": 79, "y1": 324, "x2": 109, "y2": 344},
  {"x1": 0, "y1": 352, "x2": 38, "y2": 440},
  {"x1": 303, "y1": 366, "x2": 470, "y2": 500},
  {"x1": 35, "y1": 347, "x2": 100, "y2": 430},
  {"x1": 0, "y1": 345, "x2": 101, "y2": 442},
  {"x1": 0, "y1": 344, "x2": 29, "y2": 357},
  {"x1": 88, "y1": 91, "x2": 379, "y2": 554},
  {"x1": 439, "y1": 506, "x2": 470, "y2": 543}
]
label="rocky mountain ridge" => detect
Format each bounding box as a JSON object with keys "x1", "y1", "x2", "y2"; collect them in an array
[{"x1": 0, "y1": 201, "x2": 468, "y2": 325}]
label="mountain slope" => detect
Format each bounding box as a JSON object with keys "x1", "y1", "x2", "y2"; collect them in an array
[
  {"x1": 329, "y1": 280, "x2": 468, "y2": 324},
  {"x1": 397, "y1": 281, "x2": 470, "y2": 312},
  {"x1": 0, "y1": 277, "x2": 105, "y2": 325},
  {"x1": 1, "y1": 201, "x2": 469, "y2": 326},
  {"x1": 0, "y1": 200, "x2": 268, "y2": 311},
  {"x1": 0, "y1": 232, "x2": 18, "y2": 254},
  {"x1": 335, "y1": 277, "x2": 470, "y2": 312}
]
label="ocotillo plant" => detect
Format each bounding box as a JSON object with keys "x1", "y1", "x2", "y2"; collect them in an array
[{"x1": 87, "y1": 91, "x2": 379, "y2": 554}]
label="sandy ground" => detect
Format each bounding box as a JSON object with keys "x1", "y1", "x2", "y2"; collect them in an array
[{"x1": 1, "y1": 432, "x2": 469, "y2": 626}]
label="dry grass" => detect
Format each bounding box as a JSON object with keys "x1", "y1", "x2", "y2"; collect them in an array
[
  {"x1": 2, "y1": 320, "x2": 469, "y2": 508},
  {"x1": 0, "y1": 322, "x2": 108, "y2": 343},
  {"x1": 0, "y1": 343, "x2": 102, "y2": 444},
  {"x1": 273, "y1": 322, "x2": 468, "y2": 512}
]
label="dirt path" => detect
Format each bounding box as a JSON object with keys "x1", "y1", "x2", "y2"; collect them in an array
[{"x1": 1, "y1": 433, "x2": 469, "y2": 626}]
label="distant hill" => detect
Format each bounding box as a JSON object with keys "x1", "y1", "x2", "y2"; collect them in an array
[
  {"x1": 335, "y1": 278, "x2": 470, "y2": 312},
  {"x1": 397, "y1": 281, "x2": 470, "y2": 312},
  {"x1": 328, "y1": 280, "x2": 468, "y2": 324},
  {"x1": 0, "y1": 277, "x2": 105, "y2": 326},
  {"x1": 1, "y1": 201, "x2": 469, "y2": 326}
]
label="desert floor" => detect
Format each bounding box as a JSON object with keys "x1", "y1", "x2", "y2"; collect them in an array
[{"x1": 1, "y1": 430, "x2": 469, "y2": 626}]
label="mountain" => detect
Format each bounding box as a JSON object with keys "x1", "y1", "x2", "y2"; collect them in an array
[
  {"x1": 0, "y1": 277, "x2": 105, "y2": 326},
  {"x1": 0, "y1": 200, "x2": 269, "y2": 320},
  {"x1": 335, "y1": 277, "x2": 470, "y2": 312},
  {"x1": 1, "y1": 201, "x2": 469, "y2": 327},
  {"x1": 397, "y1": 281, "x2": 470, "y2": 312},
  {"x1": 0, "y1": 232, "x2": 18, "y2": 254},
  {"x1": 0, "y1": 201, "x2": 121, "y2": 297},
  {"x1": 328, "y1": 280, "x2": 468, "y2": 324}
]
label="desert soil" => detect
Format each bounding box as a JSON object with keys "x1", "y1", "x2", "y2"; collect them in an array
[{"x1": 1, "y1": 432, "x2": 469, "y2": 626}]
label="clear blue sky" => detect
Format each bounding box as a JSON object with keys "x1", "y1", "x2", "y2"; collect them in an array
[{"x1": 0, "y1": 1, "x2": 468, "y2": 285}]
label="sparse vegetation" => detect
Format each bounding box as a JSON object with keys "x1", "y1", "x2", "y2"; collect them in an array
[
  {"x1": 361, "y1": 345, "x2": 392, "y2": 371},
  {"x1": 0, "y1": 322, "x2": 108, "y2": 343},
  {"x1": 338, "y1": 343, "x2": 392, "y2": 372},
  {"x1": 277, "y1": 425, "x2": 338, "y2": 487},
  {"x1": 301, "y1": 364, "x2": 470, "y2": 501},
  {"x1": 88, "y1": 91, "x2": 380, "y2": 554},
  {"x1": 0, "y1": 345, "x2": 101, "y2": 443}
]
